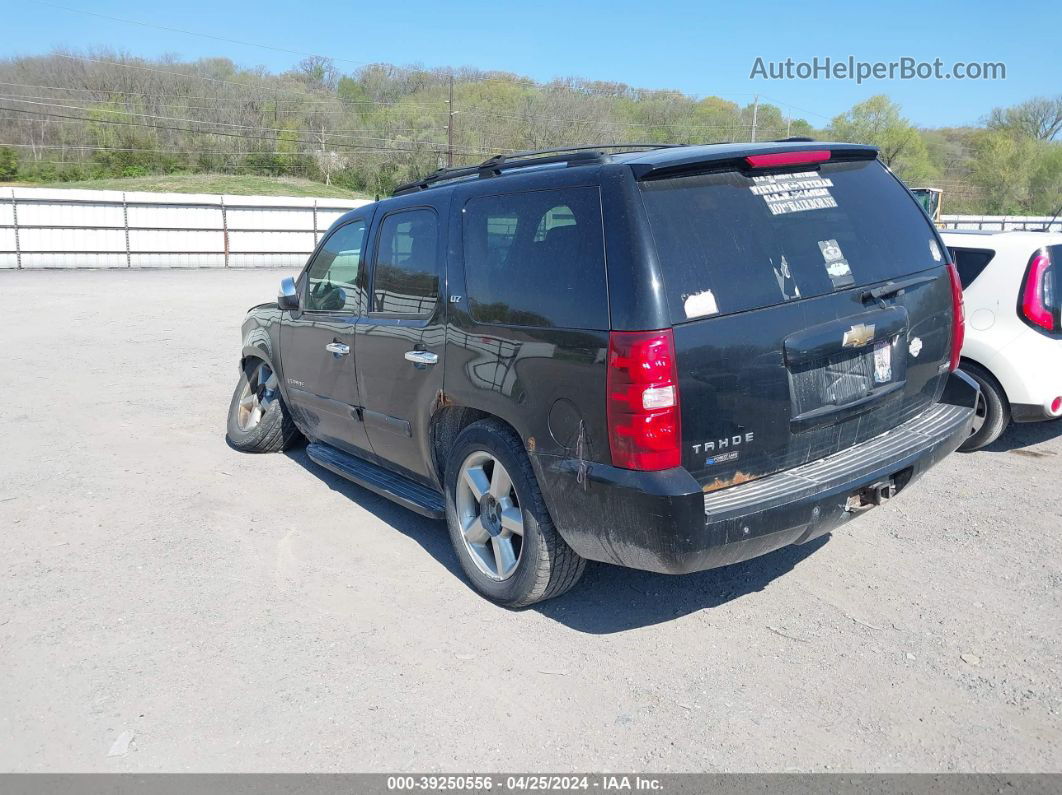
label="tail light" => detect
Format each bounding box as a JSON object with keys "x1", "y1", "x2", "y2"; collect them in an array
[
  {"x1": 1020, "y1": 253, "x2": 1056, "y2": 332},
  {"x1": 946, "y1": 262, "x2": 965, "y2": 371},
  {"x1": 606, "y1": 329, "x2": 681, "y2": 470}
]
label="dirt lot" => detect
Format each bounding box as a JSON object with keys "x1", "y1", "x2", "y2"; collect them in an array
[{"x1": 1, "y1": 268, "x2": 1060, "y2": 772}]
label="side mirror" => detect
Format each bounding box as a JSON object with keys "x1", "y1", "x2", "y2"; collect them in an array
[{"x1": 278, "y1": 277, "x2": 299, "y2": 310}]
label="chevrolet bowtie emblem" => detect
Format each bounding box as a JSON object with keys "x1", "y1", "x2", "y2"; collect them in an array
[{"x1": 843, "y1": 323, "x2": 875, "y2": 348}]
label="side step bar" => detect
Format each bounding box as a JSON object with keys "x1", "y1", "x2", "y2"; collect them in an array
[{"x1": 306, "y1": 442, "x2": 445, "y2": 519}]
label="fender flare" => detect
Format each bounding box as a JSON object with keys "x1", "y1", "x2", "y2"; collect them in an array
[
  {"x1": 240, "y1": 327, "x2": 277, "y2": 373},
  {"x1": 238, "y1": 329, "x2": 293, "y2": 408}
]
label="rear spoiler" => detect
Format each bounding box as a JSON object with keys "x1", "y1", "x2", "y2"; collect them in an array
[{"x1": 629, "y1": 143, "x2": 879, "y2": 182}]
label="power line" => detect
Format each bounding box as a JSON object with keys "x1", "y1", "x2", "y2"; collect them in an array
[
  {"x1": 0, "y1": 116, "x2": 413, "y2": 136},
  {"x1": 0, "y1": 96, "x2": 430, "y2": 139},
  {"x1": 0, "y1": 105, "x2": 480, "y2": 154},
  {"x1": 27, "y1": 1, "x2": 829, "y2": 124},
  {"x1": 30, "y1": 53, "x2": 822, "y2": 131},
  {"x1": 1, "y1": 86, "x2": 775, "y2": 136},
  {"x1": 44, "y1": 51, "x2": 819, "y2": 125},
  {"x1": 29, "y1": 0, "x2": 378, "y2": 69},
  {"x1": 29, "y1": 2, "x2": 542, "y2": 91},
  {"x1": 0, "y1": 142, "x2": 471, "y2": 157},
  {"x1": 0, "y1": 81, "x2": 445, "y2": 109},
  {"x1": 0, "y1": 90, "x2": 432, "y2": 120}
]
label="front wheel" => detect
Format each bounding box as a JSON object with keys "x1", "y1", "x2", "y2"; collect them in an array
[
  {"x1": 444, "y1": 420, "x2": 585, "y2": 607},
  {"x1": 226, "y1": 358, "x2": 301, "y2": 453},
  {"x1": 958, "y1": 363, "x2": 1009, "y2": 452}
]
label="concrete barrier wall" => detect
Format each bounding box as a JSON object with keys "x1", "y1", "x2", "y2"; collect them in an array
[
  {"x1": 0, "y1": 187, "x2": 371, "y2": 269},
  {"x1": 940, "y1": 214, "x2": 1061, "y2": 233}
]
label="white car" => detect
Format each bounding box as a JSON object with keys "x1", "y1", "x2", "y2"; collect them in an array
[{"x1": 940, "y1": 230, "x2": 1062, "y2": 450}]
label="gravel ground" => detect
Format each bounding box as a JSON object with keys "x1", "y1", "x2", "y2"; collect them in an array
[{"x1": 1, "y1": 268, "x2": 1060, "y2": 773}]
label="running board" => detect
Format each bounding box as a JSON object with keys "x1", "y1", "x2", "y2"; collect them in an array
[{"x1": 305, "y1": 442, "x2": 445, "y2": 519}]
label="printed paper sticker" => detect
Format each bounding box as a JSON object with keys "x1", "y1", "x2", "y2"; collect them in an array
[
  {"x1": 683, "y1": 289, "x2": 719, "y2": 319},
  {"x1": 874, "y1": 340, "x2": 893, "y2": 384},
  {"x1": 750, "y1": 171, "x2": 837, "y2": 216},
  {"x1": 929, "y1": 240, "x2": 942, "y2": 261},
  {"x1": 818, "y1": 239, "x2": 854, "y2": 288}
]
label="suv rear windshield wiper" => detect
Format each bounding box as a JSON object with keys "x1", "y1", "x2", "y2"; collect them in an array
[{"x1": 861, "y1": 273, "x2": 938, "y2": 303}]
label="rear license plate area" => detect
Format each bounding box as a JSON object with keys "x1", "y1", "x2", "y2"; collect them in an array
[{"x1": 788, "y1": 337, "x2": 907, "y2": 427}]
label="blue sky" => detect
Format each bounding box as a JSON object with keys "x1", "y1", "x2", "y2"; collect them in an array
[{"x1": 6, "y1": 0, "x2": 1060, "y2": 127}]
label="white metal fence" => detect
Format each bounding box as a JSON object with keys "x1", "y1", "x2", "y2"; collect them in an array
[
  {"x1": 940, "y1": 214, "x2": 1061, "y2": 233},
  {"x1": 0, "y1": 187, "x2": 371, "y2": 269},
  {"x1": 2, "y1": 189, "x2": 1058, "y2": 270}
]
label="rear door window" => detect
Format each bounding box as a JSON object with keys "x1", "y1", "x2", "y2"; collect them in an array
[
  {"x1": 462, "y1": 186, "x2": 608, "y2": 329},
  {"x1": 948, "y1": 247, "x2": 995, "y2": 288},
  {"x1": 639, "y1": 159, "x2": 944, "y2": 323}
]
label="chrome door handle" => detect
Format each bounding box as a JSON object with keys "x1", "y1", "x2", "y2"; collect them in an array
[
  {"x1": 325, "y1": 342, "x2": 350, "y2": 356},
  {"x1": 404, "y1": 350, "x2": 438, "y2": 365}
]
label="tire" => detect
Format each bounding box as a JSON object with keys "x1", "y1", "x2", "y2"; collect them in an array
[
  {"x1": 958, "y1": 363, "x2": 1010, "y2": 452},
  {"x1": 444, "y1": 419, "x2": 585, "y2": 607},
  {"x1": 226, "y1": 358, "x2": 302, "y2": 453}
]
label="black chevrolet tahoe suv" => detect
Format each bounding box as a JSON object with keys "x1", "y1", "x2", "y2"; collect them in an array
[{"x1": 227, "y1": 141, "x2": 978, "y2": 607}]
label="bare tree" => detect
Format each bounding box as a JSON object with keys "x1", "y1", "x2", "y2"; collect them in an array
[{"x1": 987, "y1": 96, "x2": 1062, "y2": 141}]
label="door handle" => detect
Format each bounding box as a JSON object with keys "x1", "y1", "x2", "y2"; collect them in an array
[
  {"x1": 404, "y1": 350, "x2": 438, "y2": 366},
  {"x1": 325, "y1": 342, "x2": 350, "y2": 356}
]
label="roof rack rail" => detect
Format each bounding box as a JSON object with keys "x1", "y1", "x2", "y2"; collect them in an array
[
  {"x1": 772, "y1": 136, "x2": 816, "y2": 143},
  {"x1": 392, "y1": 143, "x2": 680, "y2": 196}
]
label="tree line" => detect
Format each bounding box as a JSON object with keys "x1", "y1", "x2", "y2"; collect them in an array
[{"x1": 0, "y1": 50, "x2": 1058, "y2": 215}]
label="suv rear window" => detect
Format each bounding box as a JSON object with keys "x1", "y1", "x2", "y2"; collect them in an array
[
  {"x1": 639, "y1": 159, "x2": 943, "y2": 323},
  {"x1": 462, "y1": 186, "x2": 608, "y2": 329}
]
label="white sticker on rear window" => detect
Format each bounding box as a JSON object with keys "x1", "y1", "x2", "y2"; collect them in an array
[
  {"x1": 683, "y1": 289, "x2": 719, "y2": 319},
  {"x1": 819, "y1": 239, "x2": 855, "y2": 288},
  {"x1": 750, "y1": 171, "x2": 837, "y2": 216},
  {"x1": 929, "y1": 239, "x2": 942, "y2": 261}
]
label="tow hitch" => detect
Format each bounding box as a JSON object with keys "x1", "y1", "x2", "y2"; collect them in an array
[{"x1": 845, "y1": 479, "x2": 898, "y2": 513}]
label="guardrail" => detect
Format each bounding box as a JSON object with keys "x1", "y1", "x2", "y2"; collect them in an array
[
  {"x1": 0, "y1": 187, "x2": 371, "y2": 269},
  {"x1": 940, "y1": 214, "x2": 1061, "y2": 233}
]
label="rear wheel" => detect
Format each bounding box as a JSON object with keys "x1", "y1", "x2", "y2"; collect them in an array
[
  {"x1": 444, "y1": 420, "x2": 585, "y2": 607},
  {"x1": 226, "y1": 358, "x2": 301, "y2": 453},
  {"x1": 959, "y1": 363, "x2": 1009, "y2": 452}
]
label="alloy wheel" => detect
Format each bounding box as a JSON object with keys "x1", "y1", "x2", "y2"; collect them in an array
[
  {"x1": 970, "y1": 389, "x2": 988, "y2": 435},
  {"x1": 236, "y1": 361, "x2": 279, "y2": 431},
  {"x1": 455, "y1": 451, "x2": 524, "y2": 581}
]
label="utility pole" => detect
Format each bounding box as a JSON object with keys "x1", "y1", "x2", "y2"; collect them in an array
[
  {"x1": 446, "y1": 74, "x2": 455, "y2": 168},
  {"x1": 786, "y1": 115, "x2": 792, "y2": 138},
  {"x1": 750, "y1": 95, "x2": 759, "y2": 142}
]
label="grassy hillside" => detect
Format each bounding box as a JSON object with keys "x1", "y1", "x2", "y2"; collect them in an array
[{"x1": 0, "y1": 173, "x2": 370, "y2": 199}]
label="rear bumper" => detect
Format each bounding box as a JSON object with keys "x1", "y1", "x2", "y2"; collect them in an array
[
  {"x1": 533, "y1": 370, "x2": 978, "y2": 575},
  {"x1": 980, "y1": 328, "x2": 1062, "y2": 421},
  {"x1": 1011, "y1": 402, "x2": 1062, "y2": 423}
]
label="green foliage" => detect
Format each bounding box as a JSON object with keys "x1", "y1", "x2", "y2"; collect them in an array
[
  {"x1": 969, "y1": 128, "x2": 1062, "y2": 215},
  {"x1": 828, "y1": 95, "x2": 937, "y2": 184},
  {"x1": 0, "y1": 52, "x2": 1058, "y2": 215},
  {"x1": 0, "y1": 146, "x2": 17, "y2": 180}
]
